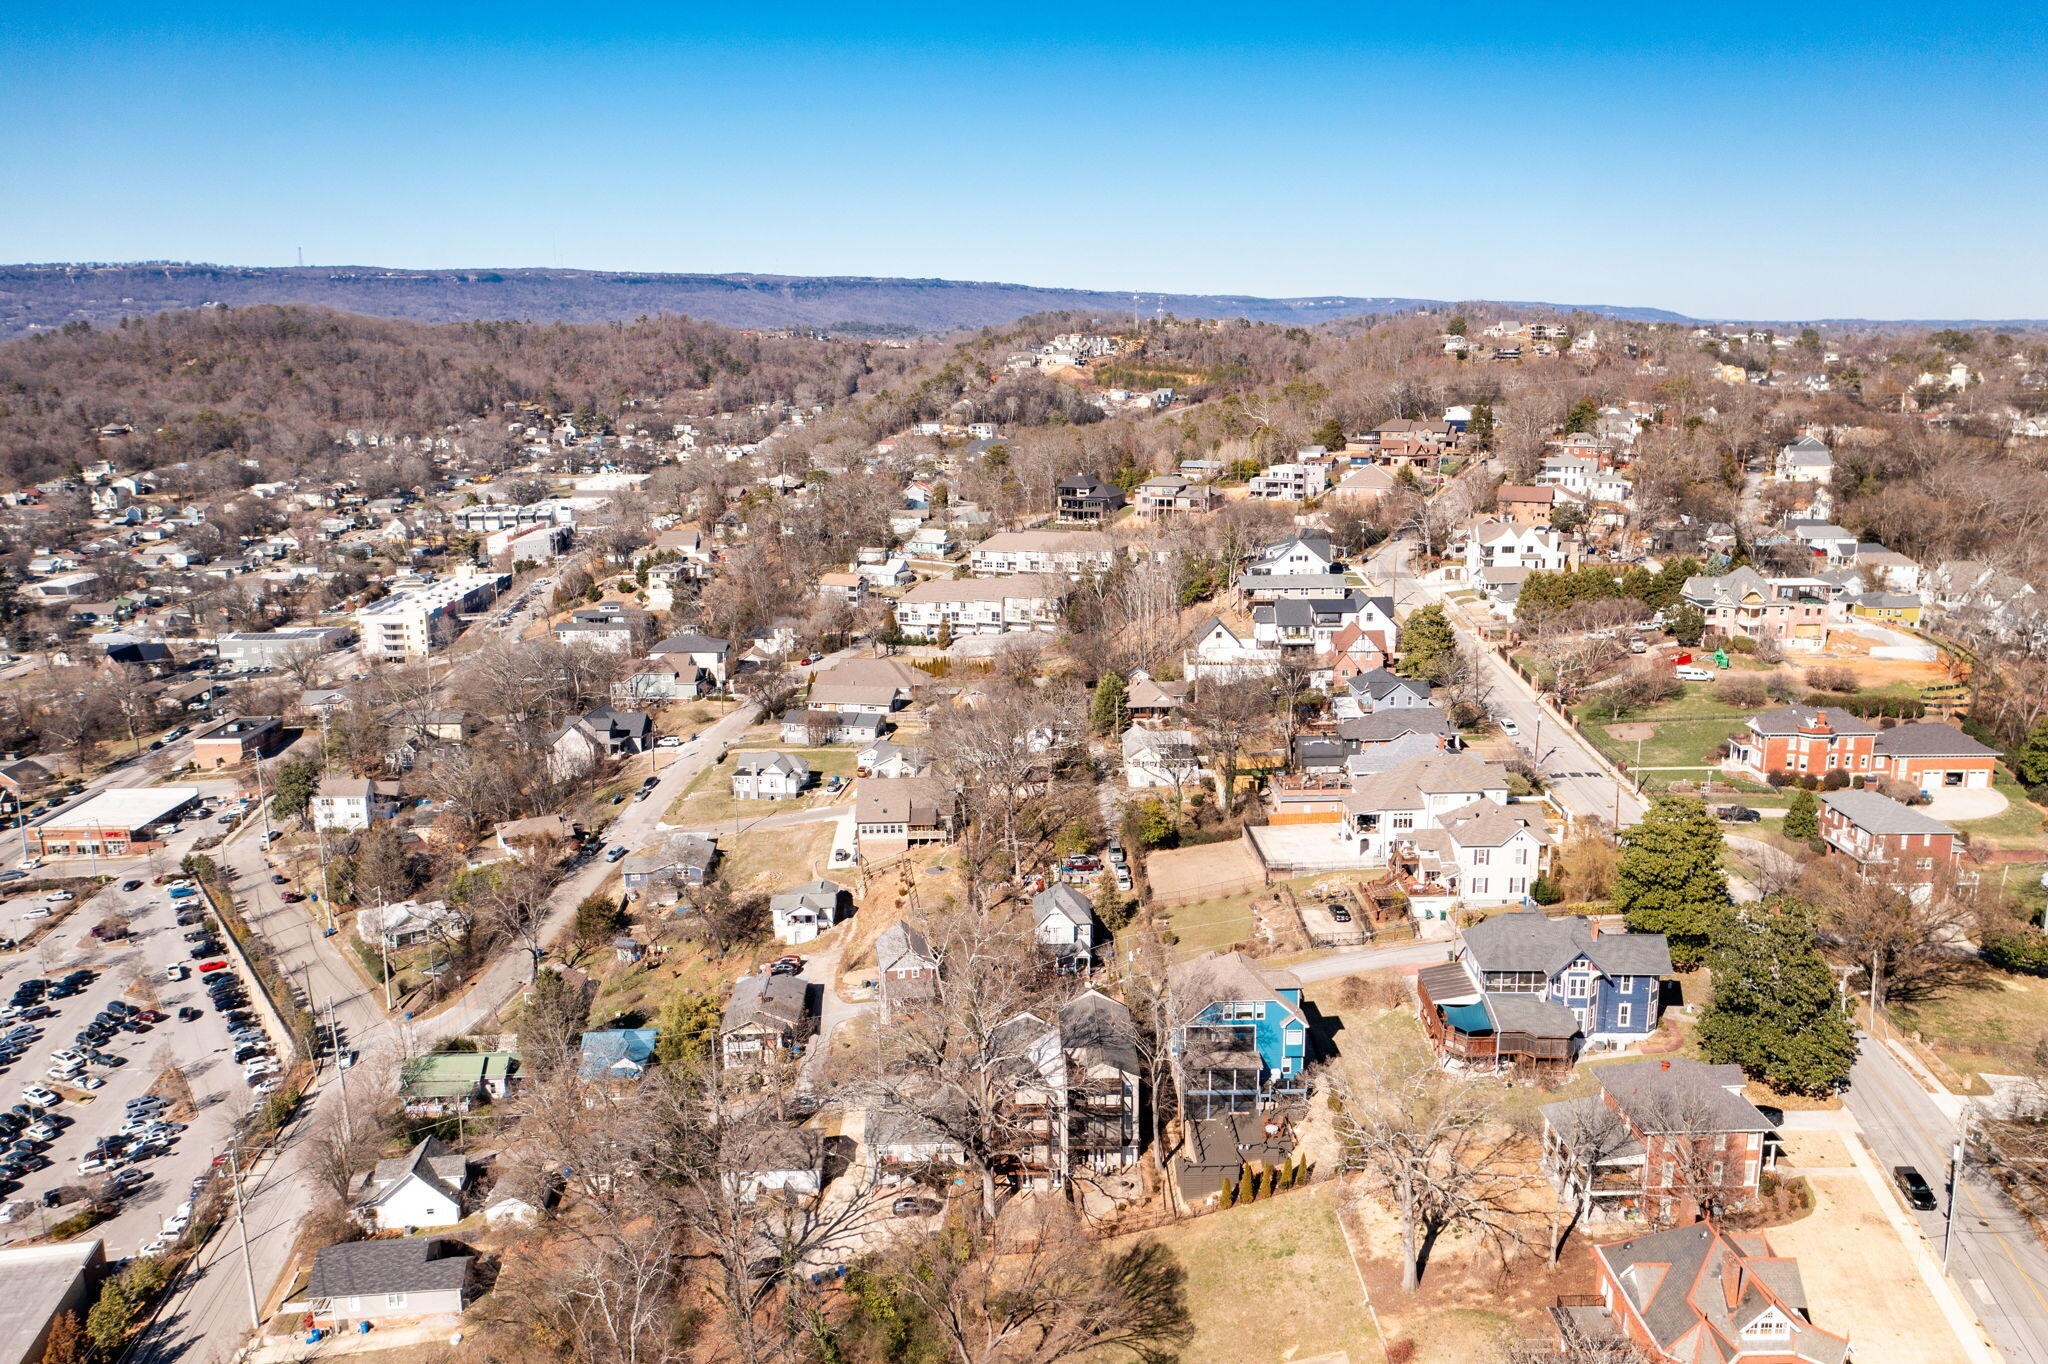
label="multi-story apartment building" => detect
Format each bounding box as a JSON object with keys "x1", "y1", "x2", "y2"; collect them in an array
[{"x1": 355, "y1": 572, "x2": 507, "y2": 662}]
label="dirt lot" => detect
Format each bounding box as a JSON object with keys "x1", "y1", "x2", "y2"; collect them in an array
[
  {"x1": 1145, "y1": 836, "x2": 1263, "y2": 907},
  {"x1": 1770, "y1": 1129, "x2": 1973, "y2": 1363}
]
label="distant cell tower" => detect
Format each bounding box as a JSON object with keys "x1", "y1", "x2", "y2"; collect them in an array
[{"x1": 297, "y1": 247, "x2": 304, "y2": 268}]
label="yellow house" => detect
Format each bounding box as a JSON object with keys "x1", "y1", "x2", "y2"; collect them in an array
[{"x1": 1849, "y1": 593, "x2": 1923, "y2": 625}]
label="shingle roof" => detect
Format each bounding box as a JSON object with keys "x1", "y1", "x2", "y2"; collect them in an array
[
  {"x1": 1597, "y1": 1058, "x2": 1772, "y2": 1134},
  {"x1": 1745, "y1": 704, "x2": 1876, "y2": 737},
  {"x1": 1872, "y1": 722, "x2": 1999, "y2": 759},
  {"x1": 306, "y1": 1237, "x2": 473, "y2": 1300},
  {"x1": 1462, "y1": 907, "x2": 1666, "y2": 977},
  {"x1": 1821, "y1": 788, "x2": 1958, "y2": 836}
]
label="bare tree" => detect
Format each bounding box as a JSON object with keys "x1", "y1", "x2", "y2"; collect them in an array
[
  {"x1": 1806, "y1": 857, "x2": 1980, "y2": 1009},
  {"x1": 1182, "y1": 675, "x2": 1275, "y2": 815},
  {"x1": 1328, "y1": 1034, "x2": 1535, "y2": 1291}
]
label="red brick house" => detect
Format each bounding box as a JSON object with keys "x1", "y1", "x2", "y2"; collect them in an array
[
  {"x1": 1871, "y1": 722, "x2": 2002, "y2": 793},
  {"x1": 1725, "y1": 705, "x2": 1874, "y2": 782},
  {"x1": 1818, "y1": 789, "x2": 1963, "y2": 897},
  {"x1": 1565, "y1": 1221, "x2": 1850, "y2": 1363},
  {"x1": 1541, "y1": 1058, "x2": 1774, "y2": 1227}
]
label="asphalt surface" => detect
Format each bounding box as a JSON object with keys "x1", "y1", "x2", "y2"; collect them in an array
[{"x1": 1849, "y1": 1034, "x2": 2048, "y2": 1363}]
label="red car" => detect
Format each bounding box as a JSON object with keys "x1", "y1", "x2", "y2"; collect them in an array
[
  {"x1": 197, "y1": 960, "x2": 229, "y2": 974},
  {"x1": 280, "y1": 891, "x2": 304, "y2": 903}
]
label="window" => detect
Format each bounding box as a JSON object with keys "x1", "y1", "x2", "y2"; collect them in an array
[
  {"x1": 1471, "y1": 848, "x2": 1490, "y2": 865},
  {"x1": 1711, "y1": 1161, "x2": 1724, "y2": 1186},
  {"x1": 384, "y1": 1293, "x2": 409, "y2": 1310},
  {"x1": 1471, "y1": 877, "x2": 1488, "y2": 895},
  {"x1": 1565, "y1": 973, "x2": 1591, "y2": 999},
  {"x1": 1508, "y1": 877, "x2": 1527, "y2": 895},
  {"x1": 1616, "y1": 1002, "x2": 1632, "y2": 1029},
  {"x1": 1391, "y1": 814, "x2": 1414, "y2": 831}
]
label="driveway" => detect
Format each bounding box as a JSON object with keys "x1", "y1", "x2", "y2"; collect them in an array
[{"x1": 1925, "y1": 786, "x2": 2010, "y2": 822}]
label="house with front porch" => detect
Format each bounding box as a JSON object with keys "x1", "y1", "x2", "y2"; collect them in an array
[
  {"x1": 1724, "y1": 705, "x2": 1875, "y2": 782},
  {"x1": 1818, "y1": 789, "x2": 1965, "y2": 898}
]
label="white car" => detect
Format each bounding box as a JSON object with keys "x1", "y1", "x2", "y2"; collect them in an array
[
  {"x1": 249, "y1": 1077, "x2": 283, "y2": 1097},
  {"x1": 45, "y1": 890, "x2": 74, "y2": 903},
  {"x1": 77, "y1": 1074, "x2": 105, "y2": 1090},
  {"x1": 656, "y1": 735, "x2": 684, "y2": 748},
  {"x1": 15, "y1": 858, "x2": 40, "y2": 872},
  {"x1": 22, "y1": 907, "x2": 51, "y2": 921},
  {"x1": 1496, "y1": 715, "x2": 1520, "y2": 737},
  {"x1": 0, "y1": 1200, "x2": 28, "y2": 1224},
  {"x1": 21, "y1": 1085, "x2": 59, "y2": 1106},
  {"x1": 1674, "y1": 665, "x2": 1716, "y2": 682},
  {"x1": 140, "y1": 1233, "x2": 172, "y2": 1258},
  {"x1": 244, "y1": 1058, "x2": 281, "y2": 1079},
  {"x1": 77, "y1": 1155, "x2": 115, "y2": 1177},
  {"x1": 163, "y1": 1205, "x2": 191, "y2": 1235}
]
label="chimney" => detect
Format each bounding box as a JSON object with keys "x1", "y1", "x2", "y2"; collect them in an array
[{"x1": 1660, "y1": 1059, "x2": 1672, "y2": 1072}]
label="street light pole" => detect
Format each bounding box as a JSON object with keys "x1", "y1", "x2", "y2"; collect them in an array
[
  {"x1": 1944, "y1": 1108, "x2": 1969, "y2": 1268},
  {"x1": 328, "y1": 998, "x2": 352, "y2": 1143}
]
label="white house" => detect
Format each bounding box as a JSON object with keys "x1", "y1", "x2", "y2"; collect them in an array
[
  {"x1": 1775, "y1": 434, "x2": 1834, "y2": 483},
  {"x1": 1030, "y1": 885, "x2": 1099, "y2": 966},
  {"x1": 354, "y1": 1138, "x2": 468, "y2": 1231},
  {"x1": 1183, "y1": 617, "x2": 1280, "y2": 680},
  {"x1": 1247, "y1": 462, "x2": 1330, "y2": 502},
  {"x1": 770, "y1": 879, "x2": 848, "y2": 945},
  {"x1": 968, "y1": 530, "x2": 1116, "y2": 579},
  {"x1": 732, "y1": 751, "x2": 812, "y2": 800},
  {"x1": 356, "y1": 899, "x2": 465, "y2": 950},
  {"x1": 1461, "y1": 522, "x2": 1578, "y2": 579},
  {"x1": 1121, "y1": 726, "x2": 1204, "y2": 790},
  {"x1": 311, "y1": 775, "x2": 399, "y2": 832},
  {"x1": 892, "y1": 575, "x2": 1065, "y2": 639}
]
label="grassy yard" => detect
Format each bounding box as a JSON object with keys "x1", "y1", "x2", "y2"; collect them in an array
[
  {"x1": 1951, "y1": 770, "x2": 2048, "y2": 850},
  {"x1": 716, "y1": 822, "x2": 836, "y2": 894},
  {"x1": 1573, "y1": 683, "x2": 1751, "y2": 788},
  {"x1": 1891, "y1": 963, "x2": 2048, "y2": 1080},
  {"x1": 1130, "y1": 1182, "x2": 1383, "y2": 1364},
  {"x1": 1164, "y1": 886, "x2": 1261, "y2": 959},
  {"x1": 662, "y1": 747, "x2": 857, "y2": 825}
]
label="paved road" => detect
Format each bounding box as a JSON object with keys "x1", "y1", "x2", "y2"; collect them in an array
[
  {"x1": 1363, "y1": 539, "x2": 1647, "y2": 828},
  {"x1": 1849, "y1": 1034, "x2": 2048, "y2": 1363}
]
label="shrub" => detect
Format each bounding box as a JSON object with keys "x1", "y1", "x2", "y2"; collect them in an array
[
  {"x1": 1719, "y1": 676, "x2": 1767, "y2": 709},
  {"x1": 1765, "y1": 771, "x2": 1792, "y2": 788},
  {"x1": 1530, "y1": 876, "x2": 1564, "y2": 905},
  {"x1": 1820, "y1": 769, "x2": 1849, "y2": 791},
  {"x1": 1986, "y1": 933, "x2": 2048, "y2": 975},
  {"x1": 1237, "y1": 1166, "x2": 1257, "y2": 1205},
  {"x1": 1217, "y1": 1178, "x2": 1235, "y2": 1210},
  {"x1": 1805, "y1": 665, "x2": 1859, "y2": 693},
  {"x1": 1386, "y1": 1341, "x2": 1418, "y2": 1364}
]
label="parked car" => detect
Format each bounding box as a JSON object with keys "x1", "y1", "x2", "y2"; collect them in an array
[
  {"x1": 656, "y1": 734, "x2": 684, "y2": 748},
  {"x1": 1715, "y1": 805, "x2": 1763, "y2": 823},
  {"x1": 1328, "y1": 904, "x2": 1353, "y2": 923},
  {"x1": 197, "y1": 961, "x2": 229, "y2": 974},
  {"x1": 1894, "y1": 1165, "x2": 1938, "y2": 1211},
  {"x1": 22, "y1": 907, "x2": 51, "y2": 921},
  {"x1": 1674, "y1": 665, "x2": 1716, "y2": 682},
  {"x1": 121, "y1": 879, "x2": 143, "y2": 892},
  {"x1": 604, "y1": 846, "x2": 628, "y2": 863},
  {"x1": 1495, "y1": 715, "x2": 1520, "y2": 737}
]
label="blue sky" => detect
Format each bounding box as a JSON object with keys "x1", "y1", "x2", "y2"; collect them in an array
[{"x1": 4, "y1": 4, "x2": 2045, "y2": 320}]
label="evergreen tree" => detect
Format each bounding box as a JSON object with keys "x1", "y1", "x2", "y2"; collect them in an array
[
  {"x1": 1397, "y1": 603, "x2": 1457, "y2": 681},
  {"x1": 1613, "y1": 795, "x2": 1730, "y2": 969},
  {"x1": 2016, "y1": 715, "x2": 2048, "y2": 789},
  {"x1": 1311, "y1": 417, "x2": 1347, "y2": 451},
  {"x1": 652, "y1": 989, "x2": 722, "y2": 1065},
  {"x1": 1218, "y1": 1177, "x2": 1235, "y2": 1210},
  {"x1": 1237, "y1": 1166, "x2": 1257, "y2": 1205},
  {"x1": 1698, "y1": 899, "x2": 1856, "y2": 1096},
  {"x1": 1665, "y1": 604, "x2": 1707, "y2": 647},
  {"x1": 1090, "y1": 671, "x2": 1128, "y2": 737},
  {"x1": 1783, "y1": 788, "x2": 1820, "y2": 842},
  {"x1": 1468, "y1": 398, "x2": 1494, "y2": 443},
  {"x1": 1563, "y1": 397, "x2": 1601, "y2": 434}
]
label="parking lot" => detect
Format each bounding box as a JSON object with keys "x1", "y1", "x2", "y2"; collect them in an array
[{"x1": 0, "y1": 875, "x2": 268, "y2": 1256}]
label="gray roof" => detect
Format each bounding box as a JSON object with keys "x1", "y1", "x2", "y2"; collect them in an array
[
  {"x1": 1745, "y1": 704, "x2": 1875, "y2": 737},
  {"x1": 1336, "y1": 705, "x2": 1456, "y2": 745},
  {"x1": 1462, "y1": 907, "x2": 1668, "y2": 978},
  {"x1": 1350, "y1": 668, "x2": 1429, "y2": 702},
  {"x1": 1872, "y1": 722, "x2": 1999, "y2": 759},
  {"x1": 722, "y1": 972, "x2": 813, "y2": 1035},
  {"x1": 735, "y1": 751, "x2": 811, "y2": 779},
  {"x1": 1821, "y1": 788, "x2": 1958, "y2": 837},
  {"x1": 1597, "y1": 1058, "x2": 1772, "y2": 1134},
  {"x1": 361, "y1": 1137, "x2": 468, "y2": 1209},
  {"x1": 306, "y1": 1237, "x2": 473, "y2": 1300},
  {"x1": 1032, "y1": 883, "x2": 1097, "y2": 931},
  {"x1": 1485, "y1": 992, "x2": 1582, "y2": 1039},
  {"x1": 1596, "y1": 1221, "x2": 1846, "y2": 1364},
  {"x1": 1060, "y1": 989, "x2": 1141, "y2": 1075}
]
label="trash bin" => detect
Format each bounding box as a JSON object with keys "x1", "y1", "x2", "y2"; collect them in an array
[{"x1": 358, "y1": 1320, "x2": 373, "y2": 1334}]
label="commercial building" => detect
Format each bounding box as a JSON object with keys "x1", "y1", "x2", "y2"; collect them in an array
[
  {"x1": 355, "y1": 572, "x2": 507, "y2": 662},
  {"x1": 215, "y1": 627, "x2": 355, "y2": 668},
  {"x1": 189, "y1": 715, "x2": 285, "y2": 769},
  {"x1": 28, "y1": 786, "x2": 201, "y2": 857},
  {"x1": 0, "y1": 1240, "x2": 104, "y2": 1364}
]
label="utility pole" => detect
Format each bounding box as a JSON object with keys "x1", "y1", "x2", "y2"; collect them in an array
[
  {"x1": 226, "y1": 1145, "x2": 260, "y2": 1330},
  {"x1": 1944, "y1": 1106, "x2": 1969, "y2": 1268},
  {"x1": 328, "y1": 998, "x2": 352, "y2": 1142}
]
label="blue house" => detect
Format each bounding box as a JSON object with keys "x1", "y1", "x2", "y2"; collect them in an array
[
  {"x1": 579, "y1": 1028, "x2": 660, "y2": 1082},
  {"x1": 1165, "y1": 952, "x2": 1309, "y2": 1117},
  {"x1": 1417, "y1": 908, "x2": 1670, "y2": 1071}
]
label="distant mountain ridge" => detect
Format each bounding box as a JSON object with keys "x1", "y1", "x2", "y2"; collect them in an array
[{"x1": 0, "y1": 262, "x2": 1697, "y2": 339}]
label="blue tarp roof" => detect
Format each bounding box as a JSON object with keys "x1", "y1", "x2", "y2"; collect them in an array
[{"x1": 1442, "y1": 1002, "x2": 1493, "y2": 1035}]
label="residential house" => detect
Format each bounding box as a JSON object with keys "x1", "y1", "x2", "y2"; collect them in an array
[
  {"x1": 720, "y1": 973, "x2": 816, "y2": 1069},
  {"x1": 1416, "y1": 908, "x2": 1670, "y2": 1072},
  {"x1": 856, "y1": 738, "x2": 930, "y2": 778},
  {"x1": 1496, "y1": 484, "x2": 1559, "y2": 527},
  {"x1": 1183, "y1": 617, "x2": 1280, "y2": 680},
  {"x1": 1724, "y1": 705, "x2": 1876, "y2": 782},
  {"x1": 1121, "y1": 726, "x2": 1204, "y2": 791},
  {"x1": 1329, "y1": 466, "x2": 1396, "y2": 501},
  {"x1": 1847, "y1": 591, "x2": 1924, "y2": 625},
  {"x1": 1030, "y1": 884, "x2": 1099, "y2": 967},
  {"x1": 1775, "y1": 434, "x2": 1834, "y2": 483},
  {"x1": 732, "y1": 751, "x2": 812, "y2": 800},
  {"x1": 1541, "y1": 1057, "x2": 1775, "y2": 1226},
  {"x1": 553, "y1": 605, "x2": 650, "y2": 654},
  {"x1": 1133, "y1": 474, "x2": 1217, "y2": 519},
  {"x1": 1818, "y1": 789, "x2": 1964, "y2": 897},
  {"x1": 999, "y1": 989, "x2": 1143, "y2": 1188},
  {"x1": 1576, "y1": 1221, "x2": 1848, "y2": 1364},
  {"x1": 1334, "y1": 667, "x2": 1432, "y2": 719},
  {"x1": 904, "y1": 524, "x2": 956, "y2": 559},
  {"x1": 969, "y1": 530, "x2": 1116, "y2": 579},
  {"x1": 1681, "y1": 567, "x2": 1834, "y2": 651},
  {"x1": 1165, "y1": 951, "x2": 1309, "y2": 1117},
  {"x1": 620, "y1": 834, "x2": 717, "y2": 895},
  {"x1": 1055, "y1": 473, "x2": 1124, "y2": 524},
  {"x1": 357, "y1": 899, "x2": 464, "y2": 951},
  {"x1": 312, "y1": 775, "x2": 401, "y2": 831},
  {"x1": 1369, "y1": 419, "x2": 1458, "y2": 462},
  {"x1": 612, "y1": 659, "x2": 702, "y2": 704},
  {"x1": 1248, "y1": 533, "x2": 1338, "y2": 577},
  {"x1": 854, "y1": 776, "x2": 956, "y2": 849},
  {"x1": 728, "y1": 1128, "x2": 826, "y2": 1202},
  {"x1": 1124, "y1": 669, "x2": 1190, "y2": 725},
  {"x1": 875, "y1": 919, "x2": 939, "y2": 1022},
  {"x1": 1872, "y1": 722, "x2": 2001, "y2": 793},
  {"x1": 1251, "y1": 593, "x2": 1396, "y2": 668},
  {"x1": 398, "y1": 1052, "x2": 521, "y2": 1116},
  {"x1": 1787, "y1": 521, "x2": 1857, "y2": 567},
  {"x1": 494, "y1": 812, "x2": 575, "y2": 859},
  {"x1": 547, "y1": 705, "x2": 652, "y2": 781},
  {"x1": 892, "y1": 574, "x2": 1065, "y2": 638},
  {"x1": 778, "y1": 708, "x2": 887, "y2": 746},
  {"x1": 870, "y1": 1104, "x2": 970, "y2": 1174},
  {"x1": 771, "y1": 878, "x2": 849, "y2": 944},
  {"x1": 302, "y1": 1237, "x2": 476, "y2": 1330},
  {"x1": 1462, "y1": 522, "x2": 1579, "y2": 579},
  {"x1": 1247, "y1": 462, "x2": 1329, "y2": 501},
  {"x1": 578, "y1": 1028, "x2": 660, "y2": 1082},
  {"x1": 354, "y1": 1137, "x2": 469, "y2": 1231},
  {"x1": 647, "y1": 632, "x2": 731, "y2": 688}
]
